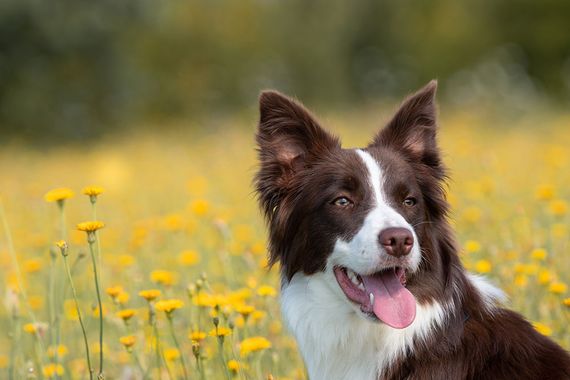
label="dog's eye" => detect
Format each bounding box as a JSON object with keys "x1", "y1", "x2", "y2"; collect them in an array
[
  {"x1": 403, "y1": 197, "x2": 417, "y2": 207},
  {"x1": 332, "y1": 197, "x2": 352, "y2": 207}
]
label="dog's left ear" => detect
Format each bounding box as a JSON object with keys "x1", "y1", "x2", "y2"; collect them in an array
[{"x1": 371, "y1": 80, "x2": 439, "y2": 166}]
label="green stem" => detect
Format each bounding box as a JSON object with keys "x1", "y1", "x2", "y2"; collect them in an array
[
  {"x1": 63, "y1": 255, "x2": 94, "y2": 380},
  {"x1": 167, "y1": 316, "x2": 189, "y2": 380},
  {"x1": 0, "y1": 200, "x2": 47, "y2": 367},
  {"x1": 217, "y1": 337, "x2": 232, "y2": 380},
  {"x1": 8, "y1": 305, "x2": 20, "y2": 380},
  {"x1": 152, "y1": 316, "x2": 163, "y2": 380},
  {"x1": 88, "y1": 239, "x2": 104, "y2": 378}
]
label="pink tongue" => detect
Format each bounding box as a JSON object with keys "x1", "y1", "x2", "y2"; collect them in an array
[{"x1": 361, "y1": 270, "x2": 416, "y2": 329}]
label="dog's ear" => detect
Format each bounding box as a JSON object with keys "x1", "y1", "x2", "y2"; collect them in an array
[
  {"x1": 372, "y1": 80, "x2": 439, "y2": 166},
  {"x1": 255, "y1": 90, "x2": 339, "y2": 217}
]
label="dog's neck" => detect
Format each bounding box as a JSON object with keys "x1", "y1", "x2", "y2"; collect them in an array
[{"x1": 281, "y1": 271, "x2": 504, "y2": 380}]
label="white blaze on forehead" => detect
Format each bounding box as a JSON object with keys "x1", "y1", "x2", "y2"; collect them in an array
[{"x1": 355, "y1": 149, "x2": 385, "y2": 206}]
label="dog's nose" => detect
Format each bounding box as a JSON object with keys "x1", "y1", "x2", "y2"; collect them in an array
[{"x1": 378, "y1": 227, "x2": 414, "y2": 257}]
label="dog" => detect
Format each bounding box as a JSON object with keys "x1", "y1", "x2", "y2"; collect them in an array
[{"x1": 254, "y1": 80, "x2": 570, "y2": 380}]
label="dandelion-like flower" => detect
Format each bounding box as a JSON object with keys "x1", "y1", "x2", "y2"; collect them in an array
[
  {"x1": 257, "y1": 285, "x2": 277, "y2": 297},
  {"x1": 155, "y1": 299, "x2": 184, "y2": 314},
  {"x1": 139, "y1": 289, "x2": 161, "y2": 301},
  {"x1": 82, "y1": 186, "x2": 104, "y2": 196},
  {"x1": 532, "y1": 322, "x2": 552, "y2": 336},
  {"x1": 106, "y1": 286, "x2": 124, "y2": 299},
  {"x1": 239, "y1": 336, "x2": 271, "y2": 357},
  {"x1": 116, "y1": 309, "x2": 136, "y2": 321},
  {"x1": 150, "y1": 270, "x2": 176, "y2": 286},
  {"x1": 549, "y1": 282, "x2": 568, "y2": 295},
  {"x1": 44, "y1": 188, "x2": 74, "y2": 203},
  {"x1": 209, "y1": 326, "x2": 231, "y2": 337},
  {"x1": 77, "y1": 221, "x2": 105, "y2": 233},
  {"x1": 42, "y1": 363, "x2": 65, "y2": 377},
  {"x1": 119, "y1": 335, "x2": 136, "y2": 349},
  {"x1": 189, "y1": 331, "x2": 207, "y2": 343}
]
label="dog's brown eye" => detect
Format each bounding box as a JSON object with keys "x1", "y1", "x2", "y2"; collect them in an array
[
  {"x1": 403, "y1": 197, "x2": 417, "y2": 207},
  {"x1": 333, "y1": 197, "x2": 352, "y2": 207}
]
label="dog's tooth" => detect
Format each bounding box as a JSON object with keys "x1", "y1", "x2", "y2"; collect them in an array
[
  {"x1": 358, "y1": 282, "x2": 365, "y2": 290},
  {"x1": 369, "y1": 293, "x2": 374, "y2": 306}
]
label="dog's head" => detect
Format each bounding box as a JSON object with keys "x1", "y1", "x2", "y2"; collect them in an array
[{"x1": 255, "y1": 81, "x2": 453, "y2": 328}]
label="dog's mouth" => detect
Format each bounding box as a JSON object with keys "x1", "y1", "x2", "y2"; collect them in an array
[{"x1": 333, "y1": 266, "x2": 416, "y2": 329}]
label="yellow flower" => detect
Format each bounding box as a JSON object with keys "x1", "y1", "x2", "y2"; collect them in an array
[
  {"x1": 0, "y1": 355, "x2": 7, "y2": 369},
  {"x1": 209, "y1": 326, "x2": 232, "y2": 337},
  {"x1": 155, "y1": 299, "x2": 184, "y2": 313},
  {"x1": 475, "y1": 260, "x2": 491, "y2": 274},
  {"x1": 47, "y1": 345, "x2": 68, "y2": 358},
  {"x1": 178, "y1": 250, "x2": 200, "y2": 266},
  {"x1": 116, "y1": 291, "x2": 130, "y2": 305},
  {"x1": 55, "y1": 240, "x2": 67, "y2": 249},
  {"x1": 549, "y1": 282, "x2": 567, "y2": 295},
  {"x1": 538, "y1": 270, "x2": 553, "y2": 285},
  {"x1": 189, "y1": 331, "x2": 206, "y2": 342},
  {"x1": 163, "y1": 348, "x2": 180, "y2": 361},
  {"x1": 464, "y1": 240, "x2": 481, "y2": 254},
  {"x1": 106, "y1": 286, "x2": 124, "y2": 299},
  {"x1": 530, "y1": 248, "x2": 547, "y2": 261},
  {"x1": 44, "y1": 188, "x2": 74, "y2": 202},
  {"x1": 227, "y1": 359, "x2": 247, "y2": 374},
  {"x1": 23, "y1": 322, "x2": 47, "y2": 335},
  {"x1": 23, "y1": 259, "x2": 42, "y2": 273},
  {"x1": 236, "y1": 304, "x2": 255, "y2": 317},
  {"x1": 42, "y1": 363, "x2": 64, "y2": 377},
  {"x1": 139, "y1": 289, "x2": 161, "y2": 301},
  {"x1": 535, "y1": 184, "x2": 555, "y2": 200},
  {"x1": 119, "y1": 335, "x2": 136, "y2": 349},
  {"x1": 562, "y1": 298, "x2": 570, "y2": 308},
  {"x1": 76, "y1": 221, "x2": 105, "y2": 232},
  {"x1": 514, "y1": 274, "x2": 528, "y2": 288},
  {"x1": 549, "y1": 199, "x2": 568, "y2": 216},
  {"x1": 117, "y1": 309, "x2": 136, "y2": 321},
  {"x1": 532, "y1": 322, "x2": 552, "y2": 336},
  {"x1": 257, "y1": 285, "x2": 277, "y2": 297},
  {"x1": 150, "y1": 270, "x2": 176, "y2": 286},
  {"x1": 190, "y1": 199, "x2": 210, "y2": 216},
  {"x1": 239, "y1": 336, "x2": 271, "y2": 357},
  {"x1": 117, "y1": 254, "x2": 136, "y2": 267},
  {"x1": 82, "y1": 186, "x2": 104, "y2": 196}
]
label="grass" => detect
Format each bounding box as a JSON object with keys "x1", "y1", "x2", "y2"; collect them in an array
[{"x1": 0, "y1": 109, "x2": 569, "y2": 379}]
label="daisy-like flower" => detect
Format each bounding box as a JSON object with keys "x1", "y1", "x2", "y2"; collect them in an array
[
  {"x1": 82, "y1": 186, "x2": 104, "y2": 196},
  {"x1": 239, "y1": 336, "x2": 271, "y2": 357},
  {"x1": 155, "y1": 299, "x2": 184, "y2": 314},
  {"x1": 119, "y1": 335, "x2": 136, "y2": 350},
  {"x1": 138, "y1": 289, "x2": 161, "y2": 302},
  {"x1": 106, "y1": 286, "x2": 124, "y2": 299},
  {"x1": 257, "y1": 285, "x2": 277, "y2": 297},
  {"x1": 209, "y1": 326, "x2": 231, "y2": 337},
  {"x1": 77, "y1": 221, "x2": 105, "y2": 233},
  {"x1": 44, "y1": 188, "x2": 74, "y2": 203},
  {"x1": 116, "y1": 309, "x2": 136, "y2": 321},
  {"x1": 189, "y1": 331, "x2": 207, "y2": 343}
]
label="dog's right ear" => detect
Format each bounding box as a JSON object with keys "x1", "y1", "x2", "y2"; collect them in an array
[{"x1": 255, "y1": 91, "x2": 339, "y2": 219}]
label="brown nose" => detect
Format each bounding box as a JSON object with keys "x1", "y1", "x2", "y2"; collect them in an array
[{"x1": 378, "y1": 227, "x2": 414, "y2": 257}]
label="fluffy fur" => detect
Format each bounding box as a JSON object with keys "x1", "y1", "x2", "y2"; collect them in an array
[{"x1": 255, "y1": 81, "x2": 570, "y2": 380}]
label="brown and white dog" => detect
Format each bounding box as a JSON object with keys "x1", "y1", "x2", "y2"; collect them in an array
[{"x1": 254, "y1": 81, "x2": 570, "y2": 380}]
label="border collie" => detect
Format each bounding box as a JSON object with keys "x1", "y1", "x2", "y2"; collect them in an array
[{"x1": 254, "y1": 81, "x2": 570, "y2": 380}]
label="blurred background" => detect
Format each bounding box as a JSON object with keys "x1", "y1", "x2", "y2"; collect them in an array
[
  {"x1": 1, "y1": 2, "x2": 570, "y2": 378},
  {"x1": 2, "y1": 0, "x2": 570, "y2": 142}
]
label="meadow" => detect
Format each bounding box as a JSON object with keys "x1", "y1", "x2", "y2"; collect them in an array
[{"x1": 0, "y1": 109, "x2": 569, "y2": 379}]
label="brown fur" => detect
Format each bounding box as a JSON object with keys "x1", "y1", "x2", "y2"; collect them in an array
[{"x1": 255, "y1": 81, "x2": 570, "y2": 379}]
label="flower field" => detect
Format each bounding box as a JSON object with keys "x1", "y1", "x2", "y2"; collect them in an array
[{"x1": 1, "y1": 110, "x2": 569, "y2": 379}]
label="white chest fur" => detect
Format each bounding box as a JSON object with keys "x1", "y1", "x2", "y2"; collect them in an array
[{"x1": 281, "y1": 272, "x2": 451, "y2": 380}]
